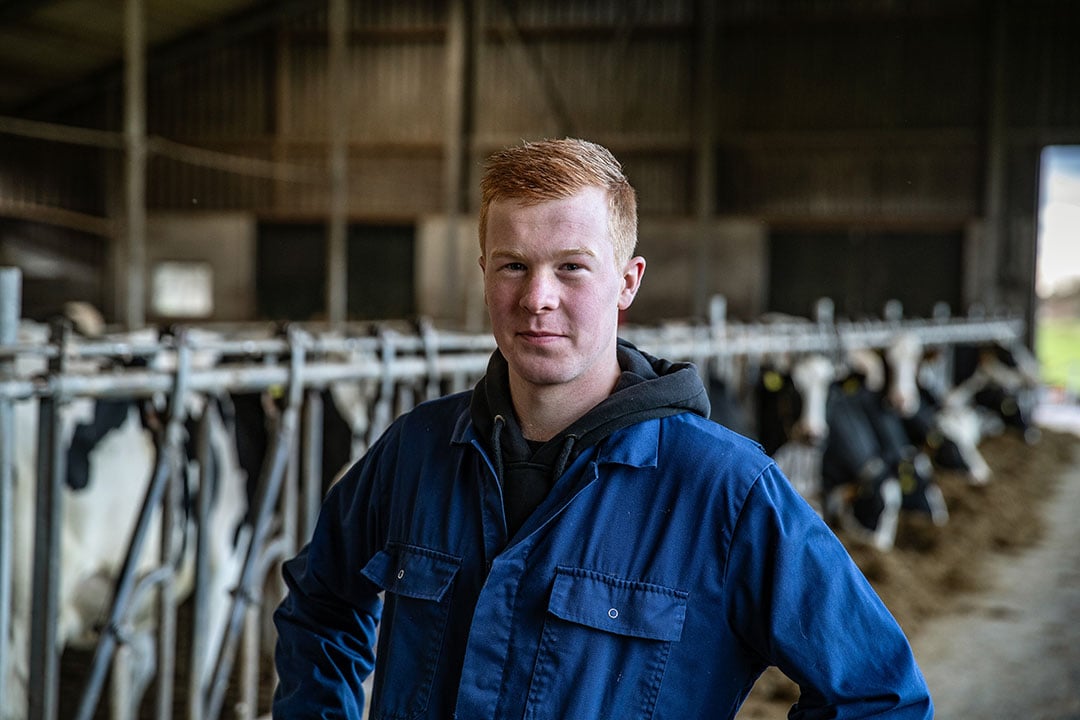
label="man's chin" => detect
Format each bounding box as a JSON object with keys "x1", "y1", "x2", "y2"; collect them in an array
[{"x1": 506, "y1": 355, "x2": 574, "y2": 388}]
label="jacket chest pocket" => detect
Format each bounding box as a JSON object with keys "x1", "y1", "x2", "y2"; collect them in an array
[
  {"x1": 525, "y1": 566, "x2": 688, "y2": 720},
  {"x1": 361, "y1": 543, "x2": 461, "y2": 720}
]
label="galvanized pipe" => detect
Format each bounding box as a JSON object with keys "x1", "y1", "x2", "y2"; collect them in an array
[
  {"x1": 74, "y1": 341, "x2": 193, "y2": 720},
  {"x1": 205, "y1": 330, "x2": 307, "y2": 720},
  {"x1": 156, "y1": 414, "x2": 183, "y2": 720},
  {"x1": 188, "y1": 409, "x2": 214, "y2": 720},
  {"x1": 0, "y1": 352, "x2": 496, "y2": 402},
  {"x1": 0, "y1": 267, "x2": 19, "y2": 710},
  {"x1": 0, "y1": 297, "x2": 1032, "y2": 720},
  {"x1": 301, "y1": 389, "x2": 324, "y2": 544},
  {"x1": 28, "y1": 318, "x2": 68, "y2": 720}
]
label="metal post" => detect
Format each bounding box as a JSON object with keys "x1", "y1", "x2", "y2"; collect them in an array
[
  {"x1": 206, "y1": 329, "x2": 307, "y2": 720},
  {"x1": 238, "y1": 598, "x2": 261, "y2": 720},
  {"x1": 326, "y1": 0, "x2": 349, "y2": 325},
  {"x1": 188, "y1": 409, "x2": 214, "y2": 720},
  {"x1": 692, "y1": 0, "x2": 717, "y2": 320},
  {"x1": 124, "y1": 0, "x2": 147, "y2": 329},
  {"x1": 301, "y1": 389, "x2": 324, "y2": 544},
  {"x1": 156, "y1": 406, "x2": 182, "y2": 720},
  {"x1": 977, "y1": 0, "x2": 1008, "y2": 313},
  {"x1": 0, "y1": 267, "x2": 21, "y2": 714},
  {"x1": 443, "y1": 0, "x2": 474, "y2": 329},
  {"x1": 74, "y1": 341, "x2": 193, "y2": 720},
  {"x1": 28, "y1": 318, "x2": 68, "y2": 720}
]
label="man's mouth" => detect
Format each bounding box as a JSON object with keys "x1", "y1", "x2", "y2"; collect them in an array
[{"x1": 518, "y1": 330, "x2": 564, "y2": 341}]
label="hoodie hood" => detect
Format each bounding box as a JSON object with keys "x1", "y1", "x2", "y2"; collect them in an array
[{"x1": 470, "y1": 338, "x2": 710, "y2": 536}]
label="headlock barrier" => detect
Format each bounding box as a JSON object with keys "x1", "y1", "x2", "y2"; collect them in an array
[{"x1": 0, "y1": 268, "x2": 1027, "y2": 720}]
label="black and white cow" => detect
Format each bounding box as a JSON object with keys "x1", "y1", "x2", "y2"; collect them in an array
[
  {"x1": 949, "y1": 341, "x2": 1042, "y2": 444},
  {"x1": 754, "y1": 353, "x2": 901, "y2": 543},
  {"x1": 752, "y1": 354, "x2": 835, "y2": 515},
  {"x1": 754, "y1": 347, "x2": 948, "y2": 552},
  {"x1": 3, "y1": 320, "x2": 250, "y2": 720},
  {"x1": 884, "y1": 332, "x2": 1040, "y2": 485},
  {"x1": 839, "y1": 348, "x2": 948, "y2": 527}
]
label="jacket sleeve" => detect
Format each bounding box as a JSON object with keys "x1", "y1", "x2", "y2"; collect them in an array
[
  {"x1": 725, "y1": 463, "x2": 934, "y2": 719},
  {"x1": 271, "y1": 427, "x2": 397, "y2": 719}
]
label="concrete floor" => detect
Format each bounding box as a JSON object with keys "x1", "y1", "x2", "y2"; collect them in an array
[{"x1": 911, "y1": 410, "x2": 1080, "y2": 720}]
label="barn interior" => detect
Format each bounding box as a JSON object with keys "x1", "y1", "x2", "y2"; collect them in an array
[
  {"x1": 2, "y1": 0, "x2": 1077, "y2": 331},
  {"x1": 2, "y1": 1, "x2": 1080, "y2": 719}
]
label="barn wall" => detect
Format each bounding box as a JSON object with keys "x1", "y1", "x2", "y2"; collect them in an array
[
  {"x1": 145, "y1": 212, "x2": 257, "y2": 321},
  {"x1": 414, "y1": 215, "x2": 767, "y2": 328},
  {"x1": 633, "y1": 218, "x2": 767, "y2": 323},
  {"x1": 2, "y1": 0, "x2": 1080, "y2": 326},
  {"x1": 415, "y1": 214, "x2": 485, "y2": 329}
]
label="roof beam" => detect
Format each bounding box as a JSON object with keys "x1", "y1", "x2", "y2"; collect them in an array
[
  {"x1": 0, "y1": 0, "x2": 58, "y2": 23},
  {"x1": 19, "y1": 0, "x2": 313, "y2": 118}
]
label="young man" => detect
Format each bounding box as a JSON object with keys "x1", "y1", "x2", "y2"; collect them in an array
[{"x1": 273, "y1": 138, "x2": 933, "y2": 719}]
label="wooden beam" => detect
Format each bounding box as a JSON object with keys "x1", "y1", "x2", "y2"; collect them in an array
[{"x1": 0, "y1": 198, "x2": 114, "y2": 236}]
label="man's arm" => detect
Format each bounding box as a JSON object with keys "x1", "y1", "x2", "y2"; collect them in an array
[
  {"x1": 272, "y1": 433, "x2": 394, "y2": 718},
  {"x1": 725, "y1": 464, "x2": 934, "y2": 719},
  {"x1": 273, "y1": 544, "x2": 381, "y2": 717}
]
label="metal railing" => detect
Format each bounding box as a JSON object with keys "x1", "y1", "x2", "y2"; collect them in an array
[{"x1": 0, "y1": 269, "x2": 1027, "y2": 720}]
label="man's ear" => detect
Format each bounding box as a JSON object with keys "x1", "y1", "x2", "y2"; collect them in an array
[
  {"x1": 617, "y1": 256, "x2": 646, "y2": 311},
  {"x1": 478, "y1": 255, "x2": 488, "y2": 306}
]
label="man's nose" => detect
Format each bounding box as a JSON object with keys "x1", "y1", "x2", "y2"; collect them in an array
[{"x1": 520, "y1": 271, "x2": 559, "y2": 312}]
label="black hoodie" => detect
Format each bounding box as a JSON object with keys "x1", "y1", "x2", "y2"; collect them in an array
[{"x1": 470, "y1": 338, "x2": 711, "y2": 538}]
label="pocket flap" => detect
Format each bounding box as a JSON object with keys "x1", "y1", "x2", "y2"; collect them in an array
[
  {"x1": 547, "y1": 567, "x2": 688, "y2": 642},
  {"x1": 360, "y1": 543, "x2": 461, "y2": 602}
]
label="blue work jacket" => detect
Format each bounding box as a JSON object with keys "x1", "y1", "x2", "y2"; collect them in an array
[{"x1": 273, "y1": 391, "x2": 933, "y2": 719}]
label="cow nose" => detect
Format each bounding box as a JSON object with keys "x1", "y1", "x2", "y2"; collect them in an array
[
  {"x1": 791, "y1": 420, "x2": 828, "y2": 447},
  {"x1": 888, "y1": 388, "x2": 919, "y2": 417}
]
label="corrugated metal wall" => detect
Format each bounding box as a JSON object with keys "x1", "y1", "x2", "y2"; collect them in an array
[
  {"x1": 5, "y1": 0, "x2": 1078, "y2": 220},
  {"x1": 2, "y1": 0, "x2": 1080, "y2": 319}
]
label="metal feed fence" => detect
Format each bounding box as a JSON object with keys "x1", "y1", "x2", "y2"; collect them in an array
[{"x1": 0, "y1": 270, "x2": 1026, "y2": 720}]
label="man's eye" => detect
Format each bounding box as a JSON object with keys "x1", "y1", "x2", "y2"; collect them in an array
[
  {"x1": 504, "y1": 262, "x2": 526, "y2": 271},
  {"x1": 561, "y1": 263, "x2": 583, "y2": 271}
]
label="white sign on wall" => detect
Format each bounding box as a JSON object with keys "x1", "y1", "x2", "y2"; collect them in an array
[{"x1": 151, "y1": 260, "x2": 214, "y2": 318}]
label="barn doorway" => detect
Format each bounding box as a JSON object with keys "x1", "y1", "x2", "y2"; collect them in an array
[
  {"x1": 256, "y1": 222, "x2": 415, "y2": 322},
  {"x1": 1035, "y1": 145, "x2": 1080, "y2": 408},
  {"x1": 767, "y1": 229, "x2": 964, "y2": 320}
]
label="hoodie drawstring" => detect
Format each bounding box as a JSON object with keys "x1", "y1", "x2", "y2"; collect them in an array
[{"x1": 492, "y1": 414, "x2": 505, "y2": 484}]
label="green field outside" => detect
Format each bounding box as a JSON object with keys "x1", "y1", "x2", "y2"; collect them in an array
[{"x1": 1036, "y1": 317, "x2": 1080, "y2": 392}]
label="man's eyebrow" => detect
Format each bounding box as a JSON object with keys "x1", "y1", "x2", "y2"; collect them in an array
[
  {"x1": 488, "y1": 247, "x2": 598, "y2": 260},
  {"x1": 558, "y1": 247, "x2": 599, "y2": 258}
]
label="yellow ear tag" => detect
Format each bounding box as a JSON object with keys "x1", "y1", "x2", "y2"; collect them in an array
[
  {"x1": 843, "y1": 377, "x2": 860, "y2": 396},
  {"x1": 899, "y1": 461, "x2": 916, "y2": 493},
  {"x1": 763, "y1": 371, "x2": 784, "y2": 393}
]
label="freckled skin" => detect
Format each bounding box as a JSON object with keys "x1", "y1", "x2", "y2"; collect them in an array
[{"x1": 480, "y1": 186, "x2": 645, "y2": 438}]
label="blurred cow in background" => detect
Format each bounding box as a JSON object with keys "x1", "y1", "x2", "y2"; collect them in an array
[
  {"x1": 884, "y1": 332, "x2": 1041, "y2": 486},
  {"x1": 754, "y1": 352, "x2": 905, "y2": 550},
  {"x1": 753, "y1": 344, "x2": 950, "y2": 552},
  {"x1": 3, "y1": 309, "x2": 251, "y2": 720}
]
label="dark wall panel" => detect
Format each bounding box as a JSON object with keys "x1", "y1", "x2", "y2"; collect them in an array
[
  {"x1": 256, "y1": 222, "x2": 414, "y2": 322},
  {"x1": 768, "y1": 230, "x2": 964, "y2": 319}
]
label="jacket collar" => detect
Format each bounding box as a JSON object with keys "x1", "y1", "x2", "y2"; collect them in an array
[{"x1": 452, "y1": 400, "x2": 660, "y2": 471}]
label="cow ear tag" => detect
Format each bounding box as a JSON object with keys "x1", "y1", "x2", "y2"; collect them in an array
[{"x1": 763, "y1": 371, "x2": 784, "y2": 393}]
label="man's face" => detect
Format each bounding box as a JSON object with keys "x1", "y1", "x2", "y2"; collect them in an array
[{"x1": 480, "y1": 186, "x2": 644, "y2": 397}]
